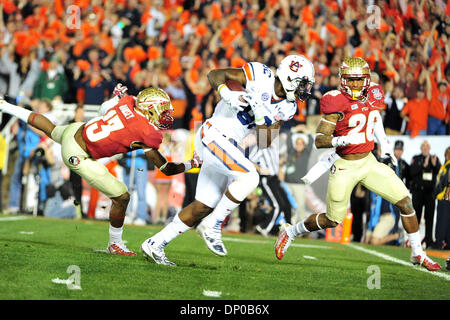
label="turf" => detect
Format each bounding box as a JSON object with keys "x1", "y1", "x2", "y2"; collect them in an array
[{"x1": 0, "y1": 215, "x2": 449, "y2": 301}]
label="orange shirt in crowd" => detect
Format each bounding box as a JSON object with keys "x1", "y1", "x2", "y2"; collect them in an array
[{"x1": 401, "y1": 97, "x2": 430, "y2": 136}]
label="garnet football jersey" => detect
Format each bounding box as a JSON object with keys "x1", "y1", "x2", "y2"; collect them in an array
[
  {"x1": 82, "y1": 96, "x2": 163, "y2": 159},
  {"x1": 320, "y1": 83, "x2": 385, "y2": 155}
]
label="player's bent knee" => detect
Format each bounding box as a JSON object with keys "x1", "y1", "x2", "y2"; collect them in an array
[
  {"x1": 228, "y1": 170, "x2": 259, "y2": 202},
  {"x1": 112, "y1": 192, "x2": 130, "y2": 206}
]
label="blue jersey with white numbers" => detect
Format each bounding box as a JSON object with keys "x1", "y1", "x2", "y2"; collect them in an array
[{"x1": 208, "y1": 62, "x2": 297, "y2": 142}]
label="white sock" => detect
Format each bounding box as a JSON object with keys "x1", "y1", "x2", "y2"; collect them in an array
[
  {"x1": 204, "y1": 194, "x2": 239, "y2": 230},
  {"x1": 150, "y1": 214, "x2": 191, "y2": 247},
  {"x1": 407, "y1": 231, "x2": 424, "y2": 256},
  {"x1": 1, "y1": 101, "x2": 32, "y2": 123},
  {"x1": 109, "y1": 225, "x2": 123, "y2": 244},
  {"x1": 287, "y1": 221, "x2": 310, "y2": 238}
]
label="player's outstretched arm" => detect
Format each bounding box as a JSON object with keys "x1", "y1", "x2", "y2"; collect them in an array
[{"x1": 144, "y1": 148, "x2": 201, "y2": 176}]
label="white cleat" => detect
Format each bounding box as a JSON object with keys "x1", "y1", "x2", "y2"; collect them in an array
[
  {"x1": 275, "y1": 223, "x2": 294, "y2": 260},
  {"x1": 141, "y1": 238, "x2": 176, "y2": 266},
  {"x1": 197, "y1": 221, "x2": 227, "y2": 256},
  {"x1": 107, "y1": 241, "x2": 137, "y2": 256}
]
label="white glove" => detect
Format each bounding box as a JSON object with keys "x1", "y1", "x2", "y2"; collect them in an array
[
  {"x1": 331, "y1": 134, "x2": 365, "y2": 147},
  {"x1": 191, "y1": 151, "x2": 202, "y2": 168},
  {"x1": 242, "y1": 92, "x2": 271, "y2": 126},
  {"x1": 218, "y1": 84, "x2": 248, "y2": 111},
  {"x1": 113, "y1": 83, "x2": 128, "y2": 98},
  {"x1": 380, "y1": 141, "x2": 398, "y2": 167}
]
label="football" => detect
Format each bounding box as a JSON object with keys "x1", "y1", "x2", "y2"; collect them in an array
[{"x1": 225, "y1": 79, "x2": 245, "y2": 91}]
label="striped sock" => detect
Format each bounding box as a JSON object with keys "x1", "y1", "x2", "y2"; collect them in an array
[{"x1": 287, "y1": 221, "x2": 310, "y2": 238}]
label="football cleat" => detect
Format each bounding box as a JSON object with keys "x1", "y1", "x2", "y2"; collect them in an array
[
  {"x1": 197, "y1": 221, "x2": 227, "y2": 256},
  {"x1": 410, "y1": 254, "x2": 441, "y2": 271},
  {"x1": 107, "y1": 242, "x2": 137, "y2": 256},
  {"x1": 275, "y1": 223, "x2": 294, "y2": 260},
  {"x1": 141, "y1": 238, "x2": 176, "y2": 266}
]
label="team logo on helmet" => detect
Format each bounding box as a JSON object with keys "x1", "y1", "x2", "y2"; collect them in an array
[
  {"x1": 289, "y1": 61, "x2": 302, "y2": 72},
  {"x1": 136, "y1": 88, "x2": 174, "y2": 130}
]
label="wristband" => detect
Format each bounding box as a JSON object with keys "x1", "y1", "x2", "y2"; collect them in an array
[
  {"x1": 183, "y1": 161, "x2": 192, "y2": 172},
  {"x1": 218, "y1": 84, "x2": 230, "y2": 98}
]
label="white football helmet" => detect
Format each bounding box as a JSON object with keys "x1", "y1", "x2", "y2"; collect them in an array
[{"x1": 276, "y1": 54, "x2": 315, "y2": 102}]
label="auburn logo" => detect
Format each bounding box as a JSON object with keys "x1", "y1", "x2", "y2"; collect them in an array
[{"x1": 289, "y1": 61, "x2": 302, "y2": 72}]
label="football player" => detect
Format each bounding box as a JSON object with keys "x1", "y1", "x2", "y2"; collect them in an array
[
  {"x1": 0, "y1": 84, "x2": 201, "y2": 256},
  {"x1": 275, "y1": 57, "x2": 441, "y2": 271},
  {"x1": 141, "y1": 55, "x2": 315, "y2": 265}
]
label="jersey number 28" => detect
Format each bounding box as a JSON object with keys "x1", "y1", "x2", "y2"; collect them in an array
[{"x1": 347, "y1": 110, "x2": 380, "y2": 142}]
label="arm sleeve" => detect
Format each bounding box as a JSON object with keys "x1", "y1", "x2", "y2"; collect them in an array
[{"x1": 98, "y1": 96, "x2": 119, "y2": 116}]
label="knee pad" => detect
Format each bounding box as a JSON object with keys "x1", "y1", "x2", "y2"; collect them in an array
[{"x1": 228, "y1": 170, "x2": 260, "y2": 202}]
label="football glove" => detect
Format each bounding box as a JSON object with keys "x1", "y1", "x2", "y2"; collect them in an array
[
  {"x1": 113, "y1": 83, "x2": 128, "y2": 98},
  {"x1": 184, "y1": 151, "x2": 202, "y2": 171},
  {"x1": 331, "y1": 134, "x2": 365, "y2": 147},
  {"x1": 242, "y1": 92, "x2": 271, "y2": 126},
  {"x1": 218, "y1": 84, "x2": 248, "y2": 111},
  {"x1": 380, "y1": 141, "x2": 398, "y2": 167},
  {"x1": 191, "y1": 151, "x2": 202, "y2": 168}
]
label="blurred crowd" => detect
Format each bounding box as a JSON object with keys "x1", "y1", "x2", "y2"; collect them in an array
[
  {"x1": 0, "y1": 0, "x2": 449, "y2": 248},
  {"x1": 0, "y1": 0, "x2": 447, "y2": 131}
]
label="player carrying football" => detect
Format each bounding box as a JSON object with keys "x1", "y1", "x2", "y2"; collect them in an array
[
  {"x1": 275, "y1": 57, "x2": 441, "y2": 271},
  {"x1": 0, "y1": 84, "x2": 201, "y2": 256},
  {"x1": 141, "y1": 55, "x2": 315, "y2": 265}
]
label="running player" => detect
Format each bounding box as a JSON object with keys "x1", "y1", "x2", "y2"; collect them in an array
[
  {"x1": 275, "y1": 57, "x2": 441, "y2": 271},
  {"x1": 0, "y1": 84, "x2": 201, "y2": 256},
  {"x1": 141, "y1": 55, "x2": 315, "y2": 265}
]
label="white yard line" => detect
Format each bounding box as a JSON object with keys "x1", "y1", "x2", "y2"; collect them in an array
[
  {"x1": 0, "y1": 216, "x2": 29, "y2": 222},
  {"x1": 347, "y1": 243, "x2": 450, "y2": 281}
]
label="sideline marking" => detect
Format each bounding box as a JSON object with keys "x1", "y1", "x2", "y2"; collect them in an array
[
  {"x1": 347, "y1": 243, "x2": 450, "y2": 281},
  {"x1": 0, "y1": 216, "x2": 29, "y2": 222}
]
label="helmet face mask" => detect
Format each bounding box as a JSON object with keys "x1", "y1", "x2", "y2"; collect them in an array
[
  {"x1": 136, "y1": 88, "x2": 174, "y2": 130},
  {"x1": 277, "y1": 55, "x2": 315, "y2": 102},
  {"x1": 339, "y1": 57, "x2": 371, "y2": 100}
]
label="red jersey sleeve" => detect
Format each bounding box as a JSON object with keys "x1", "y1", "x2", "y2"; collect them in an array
[
  {"x1": 139, "y1": 124, "x2": 163, "y2": 150},
  {"x1": 320, "y1": 90, "x2": 348, "y2": 114}
]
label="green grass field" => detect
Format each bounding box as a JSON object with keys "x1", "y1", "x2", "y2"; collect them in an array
[{"x1": 0, "y1": 215, "x2": 449, "y2": 301}]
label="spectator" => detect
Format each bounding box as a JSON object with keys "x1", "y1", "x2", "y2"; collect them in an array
[
  {"x1": 383, "y1": 86, "x2": 408, "y2": 135},
  {"x1": 365, "y1": 194, "x2": 400, "y2": 246},
  {"x1": 283, "y1": 124, "x2": 314, "y2": 225},
  {"x1": 7, "y1": 99, "x2": 56, "y2": 214},
  {"x1": 76, "y1": 67, "x2": 112, "y2": 105},
  {"x1": 249, "y1": 137, "x2": 292, "y2": 237},
  {"x1": 68, "y1": 104, "x2": 85, "y2": 217},
  {"x1": 428, "y1": 80, "x2": 449, "y2": 135},
  {"x1": 393, "y1": 140, "x2": 410, "y2": 190},
  {"x1": 152, "y1": 131, "x2": 174, "y2": 224},
  {"x1": 122, "y1": 149, "x2": 149, "y2": 226},
  {"x1": 33, "y1": 55, "x2": 69, "y2": 102},
  {"x1": 409, "y1": 140, "x2": 442, "y2": 248},
  {"x1": 434, "y1": 147, "x2": 450, "y2": 250},
  {"x1": 0, "y1": 43, "x2": 41, "y2": 105},
  {"x1": 350, "y1": 183, "x2": 370, "y2": 243},
  {"x1": 401, "y1": 85, "x2": 430, "y2": 137}
]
